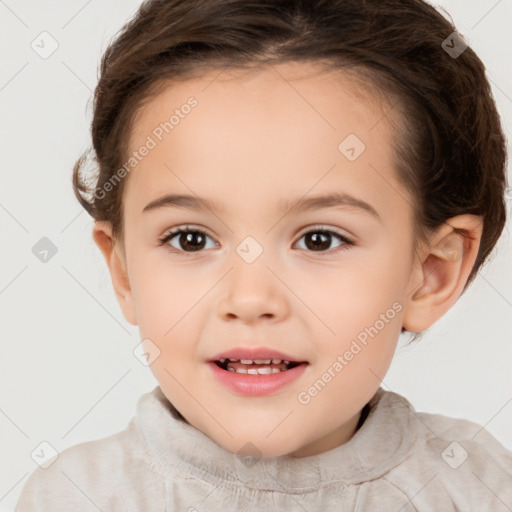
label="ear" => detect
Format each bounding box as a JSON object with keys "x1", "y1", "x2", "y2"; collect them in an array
[
  {"x1": 402, "y1": 214, "x2": 483, "y2": 333},
  {"x1": 92, "y1": 221, "x2": 138, "y2": 326}
]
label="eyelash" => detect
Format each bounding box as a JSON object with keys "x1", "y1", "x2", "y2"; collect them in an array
[{"x1": 158, "y1": 225, "x2": 355, "y2": 255}]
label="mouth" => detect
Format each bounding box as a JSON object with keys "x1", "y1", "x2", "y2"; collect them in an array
[
  {"x1": 207, "y1": 347, "x2": 309, "y2": 395},
  {"x1": 213, "y1": 358, "x2": 305, "y2": 374}
]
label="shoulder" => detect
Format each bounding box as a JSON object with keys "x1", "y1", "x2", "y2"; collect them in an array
[
  {"x1": 380, "y1": 392, "x2": 512, "y2": 511},
  {"x1": 15, "y1": 418, "x2": 165, "y2": 512}
]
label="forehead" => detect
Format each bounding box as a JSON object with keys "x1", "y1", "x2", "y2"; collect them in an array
[{"x1": 123, "y1": 61, "x2": 408, "y2": 220}]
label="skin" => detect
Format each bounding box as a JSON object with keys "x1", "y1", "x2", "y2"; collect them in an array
[{"x1": 93, "y1": 61, "x2": 483, "y2": 458}]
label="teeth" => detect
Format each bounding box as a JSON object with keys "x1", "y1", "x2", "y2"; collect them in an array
[
  {"x1": 224, "y1": 358, "x2": 284, "y2": 364},
  {"x1": 237, "y1": 366, "x2": 279, "y2": 375},
  {"x1": 217, "y1": 357, "x2": 298, "y2": 375}
]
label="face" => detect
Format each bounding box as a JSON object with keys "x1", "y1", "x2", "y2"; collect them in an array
[{"x1": 108, "y1": 62, "x2": 419, "y2": 458}]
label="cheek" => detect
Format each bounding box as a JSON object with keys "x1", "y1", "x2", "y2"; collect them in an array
[
  {"x1": 128, "y1": 255, "x2": 206, "y2": 345},
  {"x1": 308, "y1": 248, "x2": 408, "y2": 334},
  {"x1": 301, "y1": 269, "x2": 403, "y2": 414},
  {"x1": 131, "y1": 252, "x2": 201, "y2": 307},
  {"x1": 309, "y1": 245, "x2": 408, "y2": 376}
]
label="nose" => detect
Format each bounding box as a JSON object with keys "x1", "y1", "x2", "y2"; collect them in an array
[{"x1": 217, "y1": 255, "x2": 289, "y2": 324}]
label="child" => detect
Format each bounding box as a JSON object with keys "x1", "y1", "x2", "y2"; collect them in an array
[{"x1": 16, "y1": 0, "x2": 512, "y2": 510}]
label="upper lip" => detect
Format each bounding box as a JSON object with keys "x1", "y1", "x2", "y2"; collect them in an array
[{"x1": 208, "y1": 346, "x2": 308, "y2": 363}]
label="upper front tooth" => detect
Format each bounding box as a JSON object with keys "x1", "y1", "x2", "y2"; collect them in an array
[{"x1": 233, "y1": 358, "x2": 284, "y2": 365}]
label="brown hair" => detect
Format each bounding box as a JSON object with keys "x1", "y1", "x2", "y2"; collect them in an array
[{"x1": 72, "y1": 0, "x2": 507, "y2": 337}]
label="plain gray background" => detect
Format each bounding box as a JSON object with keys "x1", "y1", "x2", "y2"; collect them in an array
[{"x1": 1, "y1": 0, "x2": 511, "y2": 509}]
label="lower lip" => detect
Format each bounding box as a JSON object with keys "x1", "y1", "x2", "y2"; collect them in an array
[{"x1": 207, "y1": 362, "x2": 308, "y2": 396}]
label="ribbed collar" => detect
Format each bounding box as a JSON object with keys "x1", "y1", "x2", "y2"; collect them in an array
[{"x1": 136, "y1": 385, "x2": 420, "y2": 491}]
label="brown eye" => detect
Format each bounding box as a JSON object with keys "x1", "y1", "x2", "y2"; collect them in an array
[
  {"x1": 161, "y1": 228, "x2": 217, "y2": 253},
  {"x1": 296, "y1": 228, "x2": 353, "y2": 253}
]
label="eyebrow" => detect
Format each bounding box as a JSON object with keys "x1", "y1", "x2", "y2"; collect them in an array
[{"x1": 142, "y1": 192, "x2": 381, "y2": 221}]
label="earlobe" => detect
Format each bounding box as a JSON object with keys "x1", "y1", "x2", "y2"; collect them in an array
[
  {"x1": 402, "y1": 214, "x2": 483, "y2": 333},
  {"x1": 92, "y1": 221, "x2": 138, "y2": 326}
]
